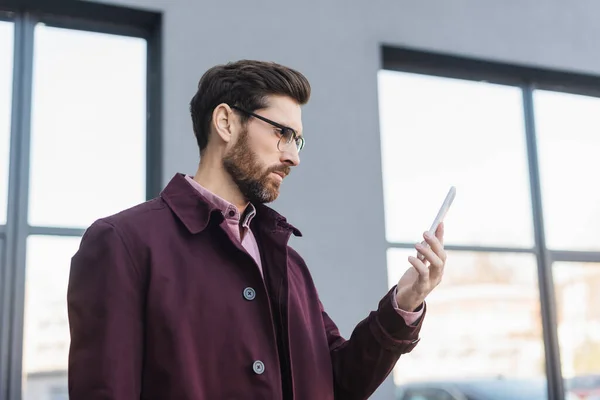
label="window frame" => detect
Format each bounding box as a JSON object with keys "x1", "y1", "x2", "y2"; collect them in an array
[
  {"x1": 381, "y1": 45, "x2": 600, "y2": 400},
  {"x1": 0, "y1": 1, "x2": 162, "y2": 399}
]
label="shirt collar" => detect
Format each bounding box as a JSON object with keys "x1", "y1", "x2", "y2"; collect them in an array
[
  {"x1": 184, "y1": 175, "x2": 257, "y2": 227},
  {"x1": 160, "y1": 173, "x2": 301, "y2": 237}
]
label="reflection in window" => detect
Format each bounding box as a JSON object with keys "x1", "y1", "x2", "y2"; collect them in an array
[
  {"x1": 397, "y1": 378, "x2": 550, "y2": 400},
  {"x1": 554, "y1": 262, "x2": 600, "y2": 385},
  {"x1": 22, "y1": 235, "x2": 81, "y2": 400},
  {"x1": 387, "y1": 250, "x2": 545, "y2": 384},
  {"x1": 377, "y1": 70, "x2": 533, "y2": 248},
  {"x1": 402, "y1": 389, "x2": 454, "y2": 400},
  {"x1": 24, "y1": 371, "x2": 68, "y2": 400},
  {"x1": 28, "y1": 24, "x2": 147, "y2": 228},
  {"x1": 49, "y1": 385, "x2": 69, "y2": 400},
  {"x1": 0, "y1": 21, "x2": 14, "y2": 224},
  {"x1": 534, "y1": 90, "x2": 600, "y2": 251}
]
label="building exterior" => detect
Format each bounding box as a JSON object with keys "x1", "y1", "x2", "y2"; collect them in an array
[{"x1": 1, "y1": 1, "x2": 600, "y2": 399}]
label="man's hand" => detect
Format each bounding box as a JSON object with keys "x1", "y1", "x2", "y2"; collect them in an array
[{"x1": 395, "y1": 222, "x2": 447, "y2": 312}]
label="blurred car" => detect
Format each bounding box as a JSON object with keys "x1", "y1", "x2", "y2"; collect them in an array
[
  {"x1": 395, "y1": 377, "x2": 580, "y2": 400},
  {"x1": 566, "y1": 375, "x2": 600, "y2": 400}
]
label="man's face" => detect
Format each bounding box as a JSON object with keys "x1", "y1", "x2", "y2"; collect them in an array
[{"x1": 223, "y1": 95, "x2": 302, "y2": 204}]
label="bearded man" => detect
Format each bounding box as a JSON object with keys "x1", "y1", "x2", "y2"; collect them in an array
[{"x1": 67, "y1": 60, "x2": 447, "y2": 400}]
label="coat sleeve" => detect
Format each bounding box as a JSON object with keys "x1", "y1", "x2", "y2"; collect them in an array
[
  {"x1": 322, "y1": 286, "x2": 425, "y2": 400},
  {"x1": 67, "y1": 219, "x2": 145, "y2": 400}
]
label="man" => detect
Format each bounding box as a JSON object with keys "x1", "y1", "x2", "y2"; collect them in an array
[{"x1": 67, "y1": 60, "x2": 447, "y2": 399}]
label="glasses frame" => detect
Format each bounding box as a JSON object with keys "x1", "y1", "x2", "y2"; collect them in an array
[{"x1": 230, "y1": 105, "x2": 304, "y2": 152}]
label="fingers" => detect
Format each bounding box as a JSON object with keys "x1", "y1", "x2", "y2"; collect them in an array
[
  {"x1": 403, "y1": 224, "x2": 448, "y2": 301},
  {"x1": 408, "y1": 256, "x2": 429, "y2": 282},
  {"x1": 417, "y1": 240, "x2": 427, "y2": 261},
  {"x1": 415, "y1": 242, "x2": 444, "y2": 271},
  {"x1": 435, "y1": 222, "x2": 445, "y2": 246},
  {"x1": 415, "y1": 229, "x2": 447, "y2": 284},
  {"x1": 423, "y1": 230, "x2": 447, "y2": 265}
]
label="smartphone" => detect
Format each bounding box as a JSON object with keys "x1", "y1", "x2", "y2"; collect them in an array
[{"x1": 417, "y1": 186, "x2": 456, "y2": 260}]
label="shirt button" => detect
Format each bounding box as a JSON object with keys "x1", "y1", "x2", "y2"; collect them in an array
[
  {"x1": 228, "y1": 209, "x2": 236, "y2": 217},
  {"x1": 252, "y1": 360, "x2": 265, "y2": 375},
  {"x1": 243, "y1": 287, "x2": 256, "y2": 301}
]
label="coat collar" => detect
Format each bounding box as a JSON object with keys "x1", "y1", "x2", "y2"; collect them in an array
[
  {"x1": 160, "y1": 173, "x2": 302, "y2": 237},
  {"x1": 254, "y1": 202, "x2": 302, "y2": 237}
]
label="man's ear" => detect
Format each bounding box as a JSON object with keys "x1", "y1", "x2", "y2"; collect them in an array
[{"x1": 211, "y1": 103, "x2": 234, "y2": 145}]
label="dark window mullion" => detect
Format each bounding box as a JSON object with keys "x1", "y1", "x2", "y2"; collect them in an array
[
  {"x1": 0, "y1": 12, "x2": 15, "y2": 22},
  {"x1": 387, "y1": 242, "x2": 535, "y2": 254},
  {"x1": 146, "y1": 15, "x2": 162, "y2": 199},
  {"x1": 549, "y1": 250, "x2": 600, "y2": 264},
  {"x1": 27, "y1": 226, "x2": 86, "y2": 237},
  {"x1": 39, "y1": 14, "x2": 150, "y2": 39},
  {"x1": 0, "y1": 0, "x2": 158, "y2": 33},
  {"x1": 523, "y1": 83, "x2": 564, "y2": 400}
]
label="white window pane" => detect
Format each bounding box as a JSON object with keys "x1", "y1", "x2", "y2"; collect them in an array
[
  {"x1": 22, "y1": 235, "x2": 81, "y2": 400},
  {"x1": 378, "y1": 71, "x2": 534, "y2": 248},
  {"x1": 387, "y1": 249, "x2": 545, "y2": 385},
  {"x1": 554, "y1": 262, "x2": 600, "y2": 385},
  {"x1": 535, "y1": 90, "x2": 600, "y2": 251},
  {"x1": 28, "y1": 25, "x2": 147, "y2": 228},
  {"x1": 0, "y1": 21, "x2": 14, "y2": 224}
]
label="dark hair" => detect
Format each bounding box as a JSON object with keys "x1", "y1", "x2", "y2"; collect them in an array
[{"x1": 189, "y1": 60, "x2": 311, "y2": 154}]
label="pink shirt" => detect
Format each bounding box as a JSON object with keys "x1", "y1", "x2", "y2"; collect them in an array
[{"x1": 184, "y1": 175, "x2": 422, "y2": 325}]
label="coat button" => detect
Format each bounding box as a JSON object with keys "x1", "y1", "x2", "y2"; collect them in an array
[
  {"x1": 243, "y1": 287, "x2": 256, "y2": 301},
  {"x1": 252, "y1": 360, "x2": 265, "y2": 375}
]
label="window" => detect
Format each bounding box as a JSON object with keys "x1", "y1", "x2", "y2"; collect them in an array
[
  {"x1": 554, "y1": 263, "x2": 600, "y2": 378},
  {"x1": 379, "y1": 70, "x2": 546, "y2": 386},
  {"x1": 28, "y1": 25, "x2": 147, "y2": 228},
  {"x1": 387, "y1": 250, "x2": 545, "y2": 382},
  {"x1": 402, "y1": 388, "x2": 456, "y2": 400},
  {"x1": 379, "y1": 71, "x2": 533, "y2": 248},
  {"x1": 534, "y1": 90, "x2": 600, "y2": 252},
  {"x1": 23, "y1": 235, "x2": 82, "y2": 396},
  {"x1": 22, "y1": 26, "x2": 147, "y2": 395},
  {"x1": 380, "y1": 47, "x2": 600, "y2": 400},
  {"x1": 49, "y1": 385, "x2": 69, "y2": 400},
  {"x1": 0, "y1": 3, "x2": 161, "y2": 400}
]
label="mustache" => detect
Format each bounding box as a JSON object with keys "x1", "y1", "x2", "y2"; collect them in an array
[{"x1": 266, "y1": 165, "x2": 291, "y2": 177}]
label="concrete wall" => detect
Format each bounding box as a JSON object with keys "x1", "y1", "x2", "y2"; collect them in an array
[{"x1": 90, "y1": 0, "x2": 600, "y2": 397}]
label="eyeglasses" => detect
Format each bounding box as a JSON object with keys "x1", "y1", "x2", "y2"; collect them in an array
[{"x1": 230, "y1": 105, "x2": 305, "y2": 153}]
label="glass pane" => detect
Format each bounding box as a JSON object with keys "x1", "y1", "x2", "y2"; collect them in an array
[
  {"x1": 534, "y1": 90, "x2": 600, "y2": 251},
  {"x1": 22, "y1": 235, "x2": 81, "y2": 400},
  {"x1": 387, "y1": 249, "x2": 547, "y2": 395},
  {"x1": 378, "y1": 70, "x2": 534, "y2": 248},
  {"x1": 0, "y1": 21, "x2": 14, "y2": 224},
  {"x1": 29, "y1": 25, "x2": 147, "y2": 228},
  {"x1": 555, "y1": 262, "x2": 600, "y2": 398}
]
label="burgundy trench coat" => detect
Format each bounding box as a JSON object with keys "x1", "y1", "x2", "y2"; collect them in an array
[{"x1": 67, "y1": 173, "x2": 425, "y2": 400}]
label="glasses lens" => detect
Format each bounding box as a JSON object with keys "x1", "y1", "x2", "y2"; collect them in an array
[
  {"x1": 296, "y1": 136, "x2": 304, "y2": 152},
  {"x1": 278, "y1": 129, "x2": 303, "y2": 153}
]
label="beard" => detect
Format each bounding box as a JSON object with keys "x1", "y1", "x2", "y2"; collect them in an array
[{"x1": 222, "y1": 128, "x2": 290, "y2": 204}]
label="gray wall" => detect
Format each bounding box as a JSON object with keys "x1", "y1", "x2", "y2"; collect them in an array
[{"x1": 93, "y1": 0, "x2": 600, "y2": 397}]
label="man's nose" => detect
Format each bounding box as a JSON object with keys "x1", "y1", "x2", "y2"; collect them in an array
[{"x1": 280, "y1": 147, "x2": 300, "y2": 167}]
